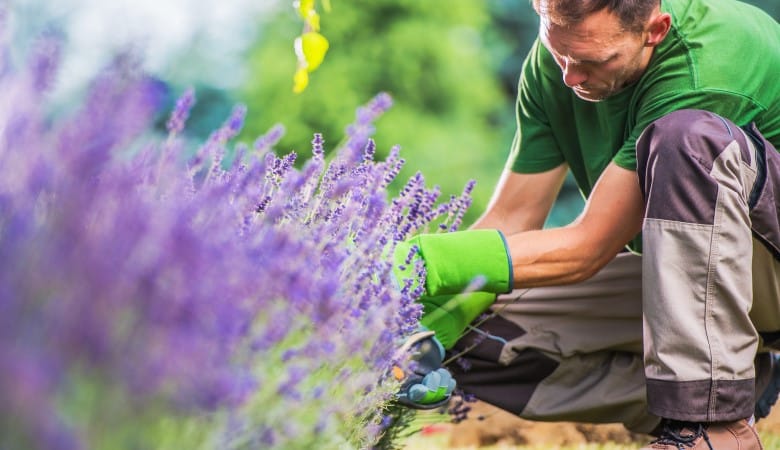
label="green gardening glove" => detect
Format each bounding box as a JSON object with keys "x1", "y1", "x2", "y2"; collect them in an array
[
  {"x1": 392, "y1": 230, "x2": 513, "y2": 349},
  {"x1": 393, "y1": 229, "x2": 513, "y2": 298},
  {"x1": 419, "y1": 291, "x2": 497, "y2": 349}
]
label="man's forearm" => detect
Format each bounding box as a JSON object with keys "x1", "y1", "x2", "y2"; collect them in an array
[
  {"x1": 498, "y1": 163, "x2": 644, "y2": 289},
  {"x1": 470, "y1": 165, "x2": 568, "y2": 235},
  {"x1": 505, "y1": 221, "x2": 635, "y2": 288}
]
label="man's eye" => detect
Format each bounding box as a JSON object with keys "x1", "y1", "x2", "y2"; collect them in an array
[{"x1": 595, "y1": 56, "x2": 617, "y2": 66}]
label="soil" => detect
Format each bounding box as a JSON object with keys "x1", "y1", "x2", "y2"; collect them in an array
[{"x1": 432, "y1": 399, "x2": 780, "y2": 448}]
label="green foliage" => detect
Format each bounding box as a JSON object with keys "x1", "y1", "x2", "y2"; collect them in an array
[{"x1": 241, "y1": 1, "x2": 515, "y2": 225}]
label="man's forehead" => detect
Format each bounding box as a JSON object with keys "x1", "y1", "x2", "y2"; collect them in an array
[
  {"x1": 541, "y1": 22, "x2": 620, "y2": 60},
  {"x1": 539, "y1": 8, "x2": 627, "y2": 53},
  {"x1": 538, "y1": 3, "x2": 627, "y2": 35}
]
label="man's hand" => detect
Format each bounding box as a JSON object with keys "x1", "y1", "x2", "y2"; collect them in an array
[
  {"x1": 394, "y1": 330, "x2": 456, "y2": 409},
  {"x1": 418, "y1": 291, "x2": 496, "y2": 349},
  {"x1": 393, "y1": 230, "x2": 514, "y2": 298},
  {"x1": 390, "y1": 230, "x2": 513, "y2": 407},
  {"x1": 392, "y1": 230, "x2": 512, "y2": 349}
]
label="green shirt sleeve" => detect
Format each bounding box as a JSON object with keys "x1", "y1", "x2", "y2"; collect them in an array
[{"x1": 509, "y1": 40, "x2": 566, "y2": 174}]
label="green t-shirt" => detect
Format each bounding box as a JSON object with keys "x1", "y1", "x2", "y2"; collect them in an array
[{"x1": 510, "y1": 0, "x2": 780, "y2": 201}]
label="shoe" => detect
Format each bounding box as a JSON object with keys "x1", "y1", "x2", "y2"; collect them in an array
[
  {"x1": 641, "y1": 419, "x2": 762, "y2": 450},
  {"x1": 755, "y1": 352, "x2": 780, "y2": 421}
]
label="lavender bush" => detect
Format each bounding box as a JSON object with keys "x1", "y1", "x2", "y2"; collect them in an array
[{"x1": 0, "y1": 34, "x2": 474, "y2": 450}]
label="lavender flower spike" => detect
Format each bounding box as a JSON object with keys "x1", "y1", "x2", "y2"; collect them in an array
[
  {"x1": 311, "y1": 133, "x2": 325, "y2": 160},
  {"x1": 254, "y1": 123, "x2": 286, "y2": 155},
  {"x1": 210, "y1": 104, "x2": 247, "y2": 143},
  {"x1": 166, "y1": 87, "x2": 196, "y2": 135},
  {"x1": 28, "y1": 32, "x2": 62, "y2": 93}
]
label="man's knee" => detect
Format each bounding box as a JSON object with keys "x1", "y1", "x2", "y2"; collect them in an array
[
  {"x1": 635, "y1": 109, "x2": 751, "y2": 223},
  {"x1": 636, "y1": 109, "x2": 742, "y2": 168}
]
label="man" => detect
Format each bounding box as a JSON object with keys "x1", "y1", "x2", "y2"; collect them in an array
[{"x1": 396, "y1": 0, "x2": 780, "y2": 448}]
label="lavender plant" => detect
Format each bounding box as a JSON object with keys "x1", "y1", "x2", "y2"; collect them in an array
[{"x1": 0, "y1": 35, "x2": 475, "y2": 450}]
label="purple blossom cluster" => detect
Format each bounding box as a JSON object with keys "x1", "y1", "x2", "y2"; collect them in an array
[{"x1": 0, "y1": 37, "x2": 474, "y2": 449}]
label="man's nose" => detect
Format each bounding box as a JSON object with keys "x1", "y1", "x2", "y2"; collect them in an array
[{"x1": 562, "y1": 61, "x2": 588, "y2": 87}]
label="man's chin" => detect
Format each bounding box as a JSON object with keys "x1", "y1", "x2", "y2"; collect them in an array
[
  {"x1": 573, "y1": 82, "x2": 633, "y2": 102},
  {"x1": 573, "y1": 88, "x2": 608, "y2": 102}
]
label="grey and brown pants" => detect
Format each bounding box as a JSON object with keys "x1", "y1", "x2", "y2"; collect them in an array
[{"x1": 451, "y1": 110, "x2": 780, "y2": 433}]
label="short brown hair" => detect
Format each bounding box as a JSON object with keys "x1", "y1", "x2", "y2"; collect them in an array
[{"x1": 533, "y1": 0, "x2": 660, "y2": 32}]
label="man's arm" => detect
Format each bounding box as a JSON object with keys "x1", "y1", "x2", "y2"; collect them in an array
[
  {"x1": 505, "y1": 162, "x2": 644, "y2": 287},
  {"x1": 389, "y1": 163, "x2": 640, "y2": 353},
  {"x1": 471, "y1": 164, "x2": 569, "y2": 234}
]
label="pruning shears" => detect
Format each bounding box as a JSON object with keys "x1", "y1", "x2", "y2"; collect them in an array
[{"x1": 393, "y1": 330, "x2": 456, "y2": 409}]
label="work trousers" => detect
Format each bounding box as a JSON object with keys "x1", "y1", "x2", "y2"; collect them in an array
[{"x1": 450, "y1": 110, "x2": 780, "y2": 432}]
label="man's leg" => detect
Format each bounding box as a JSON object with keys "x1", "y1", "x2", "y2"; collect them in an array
[
  {"x1": 751, "y1": 227, "x2": 780, "y2": 351},
  {"x1": 751, "y1": 152, "x2": 780, "y2": 419},
  {"x1": 635, "y1": 109, "x2": 780, "y2": 448},
  {"x1": 448, "y1": 251, "x2": 662, "y2": 434}
]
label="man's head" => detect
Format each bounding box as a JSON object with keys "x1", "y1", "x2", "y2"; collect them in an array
[{"x1": 533, "y1": 0, "x2": 671, "y2": 102}]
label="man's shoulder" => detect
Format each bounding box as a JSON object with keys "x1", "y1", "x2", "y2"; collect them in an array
[
  {"x1": 643, "y1": 0, "x2": 779, "y2": 105},
  {"x1": 666, "y1": 0, "x2": 780, "y2": 46}
]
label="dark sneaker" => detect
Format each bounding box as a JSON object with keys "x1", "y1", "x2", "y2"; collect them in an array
[
  {"x1": 641, "y1": 419, "x2": 762, "y2": 450},
  {"x1": 755, "y1": 352, "x2": 780, "y2": 421}
]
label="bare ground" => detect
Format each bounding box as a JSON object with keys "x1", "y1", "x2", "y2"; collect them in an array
[{"x1": 431, "y1": 399, "x2": 780, "y2": 448}]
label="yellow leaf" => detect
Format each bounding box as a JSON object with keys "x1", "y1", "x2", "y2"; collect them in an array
[
  {"x1": 295, "y1": 0, "x2": 320, "y2": 30},
  {"x1": 293, "y1": 67, "x2": 309, "y2": 93},
  {"x1": 307, "y1": 12, "x2": 321, "y2": 31},
  {"x1": 295, "y1": 0, "x2": 314, "y2": 18},
  {"x1": 292, "y1": 1, "x2": 331, "y2": 93},
  {"x1": 300, "y1": 32, "x2": 329, "y2": 71}
]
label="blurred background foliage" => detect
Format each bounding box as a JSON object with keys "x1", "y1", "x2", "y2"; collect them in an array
[
  {"x1": 240, "y1": 0, "x2": 519, "y2": 227},
  {"x1": 8, "y1": 0, "x2": 780, "y2": 227}
]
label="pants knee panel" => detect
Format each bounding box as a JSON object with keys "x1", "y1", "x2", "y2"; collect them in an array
[{"x1": 636, "y1": 109, "x2": 747, "y2": 223}]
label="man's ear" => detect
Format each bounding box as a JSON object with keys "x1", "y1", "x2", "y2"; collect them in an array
[{"x1": 645, "y1": 13, "x2": 671, "y2": 47}]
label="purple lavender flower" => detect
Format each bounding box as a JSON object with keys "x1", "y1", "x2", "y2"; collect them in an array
[
  {"x1": 449, "y1": 179, "x2": 477, "y2": 232},
  {"x1": 253, "y1": 123, "x2": 285, "y2": 154},
  {"x1": 341, "y1": 92, "x2": 393, "y2": 162},
  {"x1": 209, "y1": 104, "x2": 246, "y2": 143},
  {"x1": 28, "y1": 32, "x2": 62, "y2": 93},
  {"x1": 166, "y1": 87, "x2": 196, "y2": 135},
  {"x1": 0, "y1": 35, "x2": 474, "y2": 450},
  {"x1": 312, "y1": 132, "x2": 325, "y2": 159}
]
